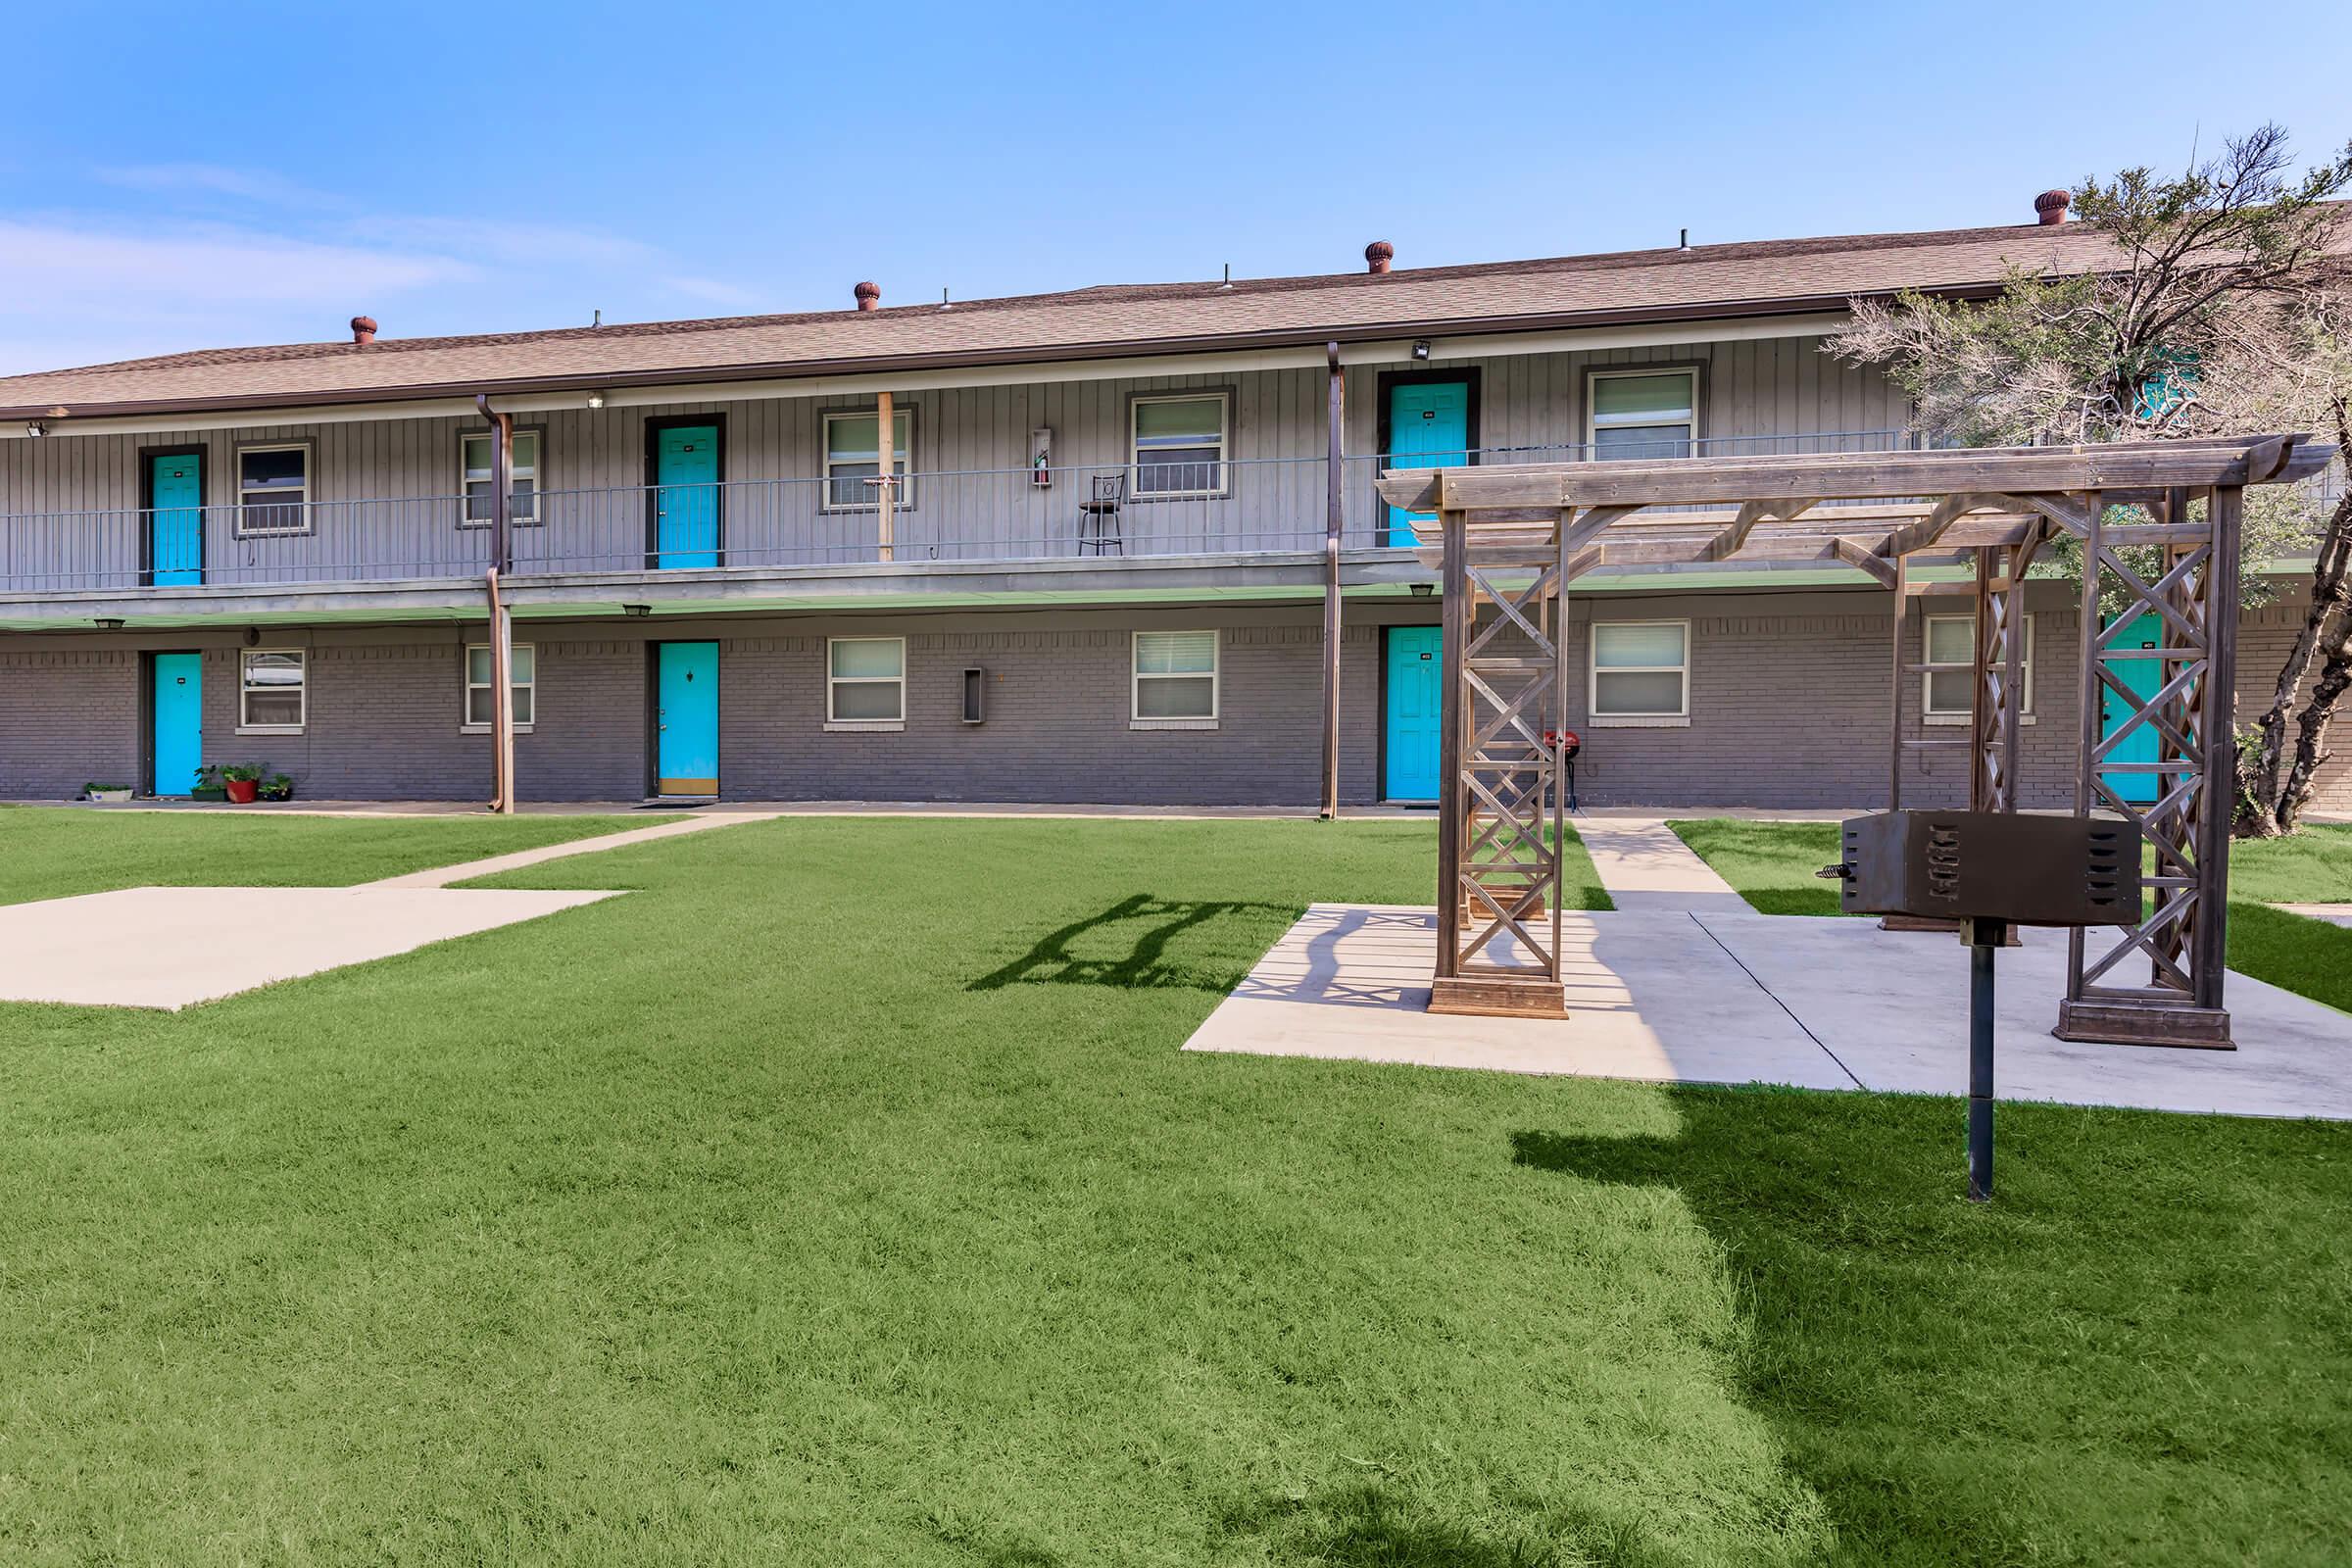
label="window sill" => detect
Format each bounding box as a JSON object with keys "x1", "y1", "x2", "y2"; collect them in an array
[
  {"x1": 234, "y1": 724, "x2": 305, "y2": 737},
  {"x1": 460, "y1": 724, "x2": 536, "y2": 735},
  {"x1": 824, "y1": 719, "x2": 905, "y2": 733},
  {"x1": 1590, "y1": 714, "x2": 1690, "y2": 728},
  {"x1": 1924, "y1": 712, "x2": 2037, "y2": 727},
  {"x1": 1130, "y1": 718, "x2": 1219, "y2": 731}
]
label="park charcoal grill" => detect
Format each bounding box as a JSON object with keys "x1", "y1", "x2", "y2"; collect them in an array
[{"x1": 1820, "y1": 810, "x2": 2143, "y2": 1202}]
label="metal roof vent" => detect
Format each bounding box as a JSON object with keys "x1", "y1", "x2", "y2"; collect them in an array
[
  {"x1": 854, "y1": 281, "x2": 881, "y2": 311},
  {"x1": 350, "y1": 315, "x2": 378, "y2": 344},
  {"x1": 1364, "y1": 240, "x2": 1394, "y2": 275},
  {"x1": 2034, "y1": 189, "x2": 2071, "y2": 225}
]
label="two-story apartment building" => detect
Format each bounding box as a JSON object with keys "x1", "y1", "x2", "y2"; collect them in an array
[{"x1": 3, "y1": 198, "x2": 2344, "y2": 810}]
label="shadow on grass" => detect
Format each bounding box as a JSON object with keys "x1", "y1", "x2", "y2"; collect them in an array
[
  {"x1": 1507, "y1": 1086, "x2": 2352, "y2": 1566},
  {"x1": 968, "y1": 893, "x2": 1295, "y2": 994},
  {"x1": 1215, "y1": 1483, "x2": 1650, "y2": 1568}
]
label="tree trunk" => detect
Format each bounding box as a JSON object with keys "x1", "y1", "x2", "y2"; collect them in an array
[{"x1": 2235, "y1": 400, "x2": 2352, "y2": 838}]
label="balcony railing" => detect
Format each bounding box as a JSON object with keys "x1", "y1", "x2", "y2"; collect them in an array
[{"x1": 4, "y1": 431, "x2": 1935, "y2": 596}]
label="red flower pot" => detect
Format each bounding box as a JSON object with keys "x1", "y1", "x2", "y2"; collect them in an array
[{"x1": 224, "y1": 779, "x2": 259, "y2": 804}]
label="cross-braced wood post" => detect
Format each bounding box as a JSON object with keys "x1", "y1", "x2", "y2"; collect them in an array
[
  {"x1": 1429, "y1": 504, "x2": 1570, "y2": 1018},
  {"x1": 2057, "y1": 484, "x2": 2243, "y2": 1048}
]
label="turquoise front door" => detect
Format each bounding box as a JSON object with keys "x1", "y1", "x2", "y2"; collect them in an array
[
  {"x1": 655, "y1": 642, "x2": 720, "y2": 795},
  {"x1": 654, "y1": 423, "x2": 720, "y2": 568},
  {"x1": 1385, "y1": 381, "x2": 1470, "y2": 546},
  {"x1": 2100, "y1": 612, "x2": 2163, "y2": 805},
  {"x1": 152, "y1": 653, "x2": 203, "y2": 796},
  {"x1": 148, "y1": 453, "x2": 203, "y2": 585},
  {"x1": 1385, "y1": 625, "x2": 1443, "y2": 800}
]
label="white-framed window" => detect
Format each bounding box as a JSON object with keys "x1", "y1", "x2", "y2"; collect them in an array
[
  {"x1": 1590, "y1": 620, "x2": 1689, "y2": 724},
  {"x1": 234, "y1": 442, "x2": 313, "y2": 535},
  {"x1": 239, "y1": 649, "x2": 306, "y2": 731},
  {"x1": 1587, "y1": 368, "x2": 1697, "y2": 462},
  {"x1": 1131, "y1": 393, "x2": 1228, "y2": 497},
  {"x1": 1132, "y1": 629, "x2": 1218, "y2": 725},
  {"x1": 460, "y1": 429, "x2": 541, "y2": 527},
  {"x1": 826, "y1": 637, "x2": 905, "y2": 725},
  {"x1": 822, "y1": 409, "x2": 913, "y2": 510},
  {"x1": 1924, "y1": 614, "x2": 2035, "y2": 723},
  {"x1": 464, "y1": 643, "x2": 536, "y2": 730}
]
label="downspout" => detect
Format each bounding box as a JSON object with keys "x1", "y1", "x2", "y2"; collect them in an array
[
  {"x1": 1320, "y1": 341, "x2": 1345, "y2": 819},
  {"x1": 476, "y1": 394, "x2": 516, "y2": 815}
]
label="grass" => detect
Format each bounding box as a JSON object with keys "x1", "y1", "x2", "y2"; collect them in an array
[
  {"x1": 0, "y1": 804, "x2": 672, "y2": 906},
  {"x1": 1, "y1": 811, "x2": 2347, "y2": 1564},
  {"x1": 1669, "y1": 816, "x2": 2352, "y2": 1014}
]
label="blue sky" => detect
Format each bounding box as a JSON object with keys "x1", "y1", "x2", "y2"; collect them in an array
[{"x1": 2, "y1": 0, "x2": 2347, "y2": 375}]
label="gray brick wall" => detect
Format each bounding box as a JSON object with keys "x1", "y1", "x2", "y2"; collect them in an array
[
  {"x1": 0, "y1": 648, "x2": 139, "y2": 797},
  {"x1": 2, "y1": 586, "x2": 2346, "y2": 811}
]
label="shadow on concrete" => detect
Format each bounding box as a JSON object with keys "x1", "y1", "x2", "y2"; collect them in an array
[{"x1": 969, "y1": 893, "x2": 1294, "y2": 995}]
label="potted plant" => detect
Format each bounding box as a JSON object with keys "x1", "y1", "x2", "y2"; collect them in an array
[
  {"x1": 257, "y1": 773, "x2": 296, "y2": 803},
  {"x1": 82, "y1": 781, "x2": 134, "y2": 803},
  {"x1": 190, "y1": 764, "x2": 227, "y2": 803},
  {"x1": 220, "y1": 762, "x2": 264, "y2": 804}
]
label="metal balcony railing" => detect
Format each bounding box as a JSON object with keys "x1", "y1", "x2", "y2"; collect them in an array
[{"x1": 2, "y1": 431, "x2": 1927, "y2": 596}]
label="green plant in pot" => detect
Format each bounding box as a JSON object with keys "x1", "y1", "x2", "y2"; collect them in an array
[
  {"x1": 257, "y1": 773, "x2": 296, "y2": 803},
  {"x1": 219, "y1": 762, "x2": 265, "y2": 804},
  {"x1": 190, "y1": 763, "x2": 227, "y2": 802}
]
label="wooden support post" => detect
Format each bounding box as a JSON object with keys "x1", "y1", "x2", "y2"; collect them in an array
[
  {"x1": 875, "y1": 390, "x2": 896, "y2": 563},
  {"x1": 2194, "y1": 485, "x2": 2243, "y2": 1010},
  {"x1": 1434, "y1": 509, "x2": 1467, "y2": 986},
  {"x1": 1887, "y1": 554, "x2": 1909, "y2": 809},
  {"x1": 1320, "y1": 342, "x2": 1344, "y2": 820},
  {"x1": 475, "y1": 394, "x2": 516, "y2": 816}
]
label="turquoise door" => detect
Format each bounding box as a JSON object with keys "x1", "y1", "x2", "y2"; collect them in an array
[
  {"x1": 2100, "y1": 612, "x2": 2162, "y2": 805},
  {"x1": 654, "y1": 423, "x2": 720, "y2": 568},
  {"x1": 1386, "y1": 381, "x2": 1470, "y2": 547},
  {"x1": 152, "y1": 653, "x2": 203, "y2": 796},
  {"x1": 148, "y1": 453, "x2": 203, "y2": 585},
  {"x1": 1385, "y1": 626, "x2": 1443, "y2": 800},
  {"x1": 655, "y1": 642, "x2": 719, "y2": 795}
]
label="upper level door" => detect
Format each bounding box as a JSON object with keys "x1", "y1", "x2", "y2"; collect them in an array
[
  {"x1": 653, "y1": 423, "x2": 721, "y2": 568},
  {"x1": 147, "y1": 453, "x2": 204, "y2": 586},
  {"x1": 2100, "y1": 612, "x2": 2164, "y2": 805},
  {"x1": 1385, "y1": 381, "x2": 1470, "y2": 546}
]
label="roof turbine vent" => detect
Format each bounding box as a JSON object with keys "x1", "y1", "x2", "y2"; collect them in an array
[
  {"x1": 349, "y1": 315, "x2": 378, "y2": 345},
  {"x1": 1364, "y1": 240, "x2": 1395, "y2": 275},
  {"x1": 2034, "y1": 189, "x2": 2071, "y2": 225},
  {"x1": 853, "y1": 280, "x2": 881, "y2": 312}
]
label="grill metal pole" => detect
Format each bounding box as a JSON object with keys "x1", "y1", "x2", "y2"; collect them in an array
[{"x1": 1964, "y1": 918, "x2": 2004, "y2": 1201}]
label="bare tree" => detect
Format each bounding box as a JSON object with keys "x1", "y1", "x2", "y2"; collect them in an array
[{"x1": 1834, "y1": 124, "x2": 2352, "y2": 836}]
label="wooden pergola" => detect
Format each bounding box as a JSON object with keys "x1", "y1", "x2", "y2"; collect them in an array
[{"x1": 1374, "y1": 434, "x2": 2334, "y2": 1046}]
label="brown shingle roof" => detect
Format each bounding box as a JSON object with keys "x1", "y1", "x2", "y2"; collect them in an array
[{"x1": 0, "y1": 220, "x2": 2128, "y2": 419}]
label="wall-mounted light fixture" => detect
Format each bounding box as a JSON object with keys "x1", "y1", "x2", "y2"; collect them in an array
[
  {"x1": 94, "y1": 617, "x2": 125, "y2": 629},
  {"x1": 586, "y1": 391, "x2": 607, "y2": 410},
  {"x1": 25, "y1": 419, "x2": 49, "y2": 437},
  {"x1": 620, "y1": 603, "x2": 651, "y2": 617},
  {"x1": 1410, "y1": 340, "x2": 1432, "y2": 362},
  {"x1": 1409, "y1": 582, "x2": 1435, "y2": 597}
]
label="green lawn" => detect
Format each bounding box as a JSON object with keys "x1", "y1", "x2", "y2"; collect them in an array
[
  {"x1": 2, "y1": 813, "x2": 2347, "y2": 1564},
  {"x1": 1670, "y1": 817, "x2": 2352, "y2": 1014},
  {"x1": 0, "y1": 804, "x2": 671, "y2": 905}
]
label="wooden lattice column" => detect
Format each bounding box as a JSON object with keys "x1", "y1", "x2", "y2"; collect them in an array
[
  {"x1": 1430, "y1": 507, "x2": 1570, "y2": 1019},
  {"x1": 2057, "y1": 485, "x2": 2242, "y2": 1047}
]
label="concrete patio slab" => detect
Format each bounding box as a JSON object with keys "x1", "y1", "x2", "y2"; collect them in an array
[
  {"x1": 1186, "y1": 905, "x2": 2352, "y2": 1118},
  {"x1": 0, "y1": 886, "x2": 619, "y2": 1009},
  {"x1": 1188, "y1": 905, "x2": 1855, "y2": 1090}
]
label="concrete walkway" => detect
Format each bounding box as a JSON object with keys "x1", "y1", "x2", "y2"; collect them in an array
[
  {"x1": 1185, "y1": 905, "x2": 2352, "y2": 1118},
  {"x1": 2274, "y1": 903, "x2": 2352, "y2": 929},
  {"x1": 1571, "y1": 817, "x2": 1751, "y2": 912},
  {"x1": 362, "y1": 811, "x2": 776, "y2": 889}
]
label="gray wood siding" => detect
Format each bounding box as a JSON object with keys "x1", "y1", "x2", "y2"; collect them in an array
[{"x1": 0, "y1": 335, "x2": 1908, "y2": 587}]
